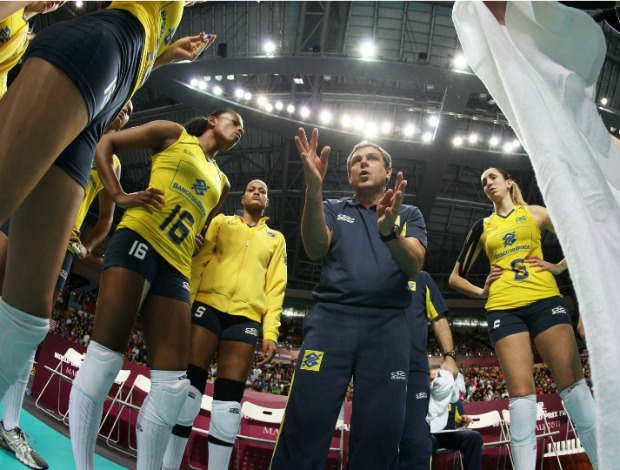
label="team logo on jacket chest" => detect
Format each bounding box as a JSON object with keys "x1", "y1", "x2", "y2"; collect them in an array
[{"x1": 337, "y1": 214, "x2": 355, "y2": 224}]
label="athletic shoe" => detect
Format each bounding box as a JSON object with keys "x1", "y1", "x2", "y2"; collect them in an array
[{"x1": 0, "y1": 421, "x2": 49, "y2": 469}]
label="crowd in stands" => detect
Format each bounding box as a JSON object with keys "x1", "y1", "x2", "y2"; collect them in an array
[{"x1": 47, "y1": 273, "x2": 592, "y2": 400}]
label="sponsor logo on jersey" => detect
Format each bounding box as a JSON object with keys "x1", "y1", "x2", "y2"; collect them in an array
[
  {"x1": 415, "y1": 392, "x2": 428, "y2": 400},
  {"x1": 182, "y1": 281, "x2": 190, "y2": 291},
  {"x1": 266, "y1": 229, "x2": 276, "y2": 237},
  {"x1": 502, "y1": 231, "x2": 517, "y2": 247},
  {"x1": 283, "y1": 255, "x2": 287, "y2": 266},
  {"x1": 337, "y1": 214, "x2": 355, "y2": 224},
  {"x1": 408, "y1": 281, "x2": 417, "y2": 292},
  {"x1": 551, "y1": 306, "x2": 567, "y2": 315},
  {"x1": 245, "y1": 328, "x2": 259, "y2": 337},
  {"x1": 515, "y1": 215, "x2": 527, "y2": 223},
  {"x1": 493, "y1": 319, "x2": 501, "y2": 329},
  {"x1": 192, "y1": 179, "x2": 209, "y2": 195},
  {"x1": 171, "y1": 181, "x2": 206, "y2": 217},
  {"x1": 391, "y1": 371, "x2": 406, "y2": 380},
  {"x1": 300, "y1": 350, "x2": 324, "y2": 371}
]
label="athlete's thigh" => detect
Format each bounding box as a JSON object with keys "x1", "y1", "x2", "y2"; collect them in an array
[
  {"x1": 141, "y1": 294, "x2": 191, "y2": 371},
  {"x1": 3, "y1": 166, "x2": 84, "y2": 317},
  {"x1": 0, "y1": 231, "x2": 7, "y2": 295},
  {"x1": 534, "y1": 324, "x2": 583, "y2": 391},
  {"x1": 188, "y1": 324, "x2": 219, "y2": 372},
  {"x1": 92, "y1": 267, "x2": 149, "y2": 354},
  {"x1": 217, "y1": 340, "x2": 257, "y2": 383},
  {"x1": 495, "y1": 331, "x2": 536, "y2": 396}
]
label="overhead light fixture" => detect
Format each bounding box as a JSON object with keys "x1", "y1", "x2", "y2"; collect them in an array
[
  {"x1": 468, "y1": 134, "x2": 479, "y2": 144},
  {"x1": 489, "y1": 136, "x2": 500, "y2": 147},
  {"x1": 234, "y1": 88, "x2": 244, "y2": 98},
  {"x1": 286, "y1": 104, "x2": 295, "y2": 114},
  {"x1": 275, "y1": 101, "x2": 284, "y2": 111},
  {"x1": 300, "y1": 106, "x2": 310, "y2": 118},
  {"x1": 264, "y1": 40, "x2": 276, "y2": 56},
  {"x1": 600, "y1": 97, "x2": 608, "y2": 105},
  {"x1": 403, "y1": 124, "x2": 415, "y2": 137},
  {"x1": 360, "y1": 39, "x2": 376, "y2": 59},
  {"x1": 452, "y1": 136, "x2": 464, "y2": 147},
  {"x1": 293, "y1": 74, "x2": 304, "y2": 85}
]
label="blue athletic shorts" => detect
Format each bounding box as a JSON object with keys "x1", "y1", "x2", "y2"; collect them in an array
[
  {"x1": 55, "y1": 250, "x2": 75, "y2": 293},
  {"x1": 191, "y1": 301, "x2": 261, "y2": 346},
  {"x1": 0, "y1": 219, "x2": 9, "y2": 236},
  {"x1": 103, "y1": 228, "x2": 190, "y2": 304},
  {"x1": 487, "y1": 296, "x2": 573, "y2": 346},
  {"x1": 24, "y1": 9, "x2": 144, "y2": 189}
]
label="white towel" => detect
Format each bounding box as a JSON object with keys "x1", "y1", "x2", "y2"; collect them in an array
[
  {"x1": 453, "y1": 3, "x2": 620, "y2": 467},
  {"x1": 427, "y1": 370, "x2": 457, "y2": 432}
]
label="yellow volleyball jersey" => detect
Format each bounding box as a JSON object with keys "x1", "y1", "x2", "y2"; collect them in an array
[
  {"x1": 68, "y1": 155, "x2": 121, "y2": 254},
  {"x1": 0, "y1": 9, "x2": 29, "y2": 96},
  {"x1": 483, "y1": 205, "x2": 560, "y2": 311},
  {"x1": 118, "y1": 129, "x2": 226, "y2": 279},
  {"x1": 109, "y1": 1, "x2": 184, "y2": 94}
]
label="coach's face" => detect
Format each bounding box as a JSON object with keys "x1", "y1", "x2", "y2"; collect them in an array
[{"x1": 348, "y1": 146, "x2": 392, "y2": 191}]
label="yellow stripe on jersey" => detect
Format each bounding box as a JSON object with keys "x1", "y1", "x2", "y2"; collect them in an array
[
  {"x1": 483, "y1": 205, "x2": 560, "y2": 311},
  {"x1": 109, "y1": 1, "x2": 184, "y2": 95},
  {"x1": 118, "y1": 129, "x2": 226, "y2": 278},
  {"x1": 0, "y1": 9, "x2": 29, "y2": 97},
  {"x1": 68, "y1": 155, "x2": 121, "y2": 254}
]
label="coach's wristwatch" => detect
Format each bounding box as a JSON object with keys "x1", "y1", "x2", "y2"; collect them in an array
[
  {"x1": 380, "y1": 224, "x2": 401, "y2": 242},
  {"x1": 443, "y1": 351, "x2": 457, "y2": 360}
]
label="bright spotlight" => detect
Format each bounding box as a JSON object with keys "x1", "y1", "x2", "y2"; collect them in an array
[
  {"x1": 600, "y1": 97, "x2": 608, "y2": 106},
  {"x1": 353, "y1": 116, "x2": 365, "y2": 131},
  {"x1": 422, "y1": 132, "x2": 433, "y2": 143},
  {"x1": 453, "y1": 54, "x2": 469, "y2": 70},
  {"x1": 360, "y1": 40, "x2": 376, "y2": 59},
  {"x1": 319, "y1": 111, "x2": 332, "y2": 124},
  {"x1": 257, "y1": 95, "x2": 267, "y2": 107},
  {"x1": 275, "y1": 101, "x2": 284, "y2": 111},
  {"x1": 300, "y1": 106, "x2": 310, "y2": 118},
  {"x1": 265, "y1": 103, "x2": 274, "y2": 112},
  {"x1": 403, "y1": 124, "x2": 415, "y2": 137},
  {"x1": 452, "y1": 136, "x2": 464, "y2": 147},
  {"x1": 489, "y1": 136, "x2": 500, "y2": 147},
  {"x1": 427, "y1": 115, "x2": 439, "y2": 127},
  {"x1": 264, "y1": 41, "x2": 276, "y2": 56},
  {"x1": 286, "y1": 104, "x2": 295, "y2": 114},
  {"x1": 213, "y1": 86, "x2": 223, "y2": 96},
  {"x1": 468, "y1": 134, "x2": 479, "y2": 144},
  {"x1": 234, "y1": 88, "x2": 244, "y2": 98},
  {"x1": 381, "y1": 121, "x2": 392, "y2": 135},
  {"x1": 75, "y1": 1, "x2": 83, "y2": 7},
  {"x1": 190, "y1": 78, "x2": 198, "y2": 87},
  {"x1": 365, "y1": 123, "x2": 378, "y2": 138},
  {"x1": 341, "y1": 115, "x2": 352, "y2": 128},
  {"x1": 244, "y1": 92, "x2": 252, "y2": 100},
  {"x1": 512, "y1": 139, "x2": 521, "y2": 148},
  {"x1": 215, "y1": 75, "x2": 223, "y2": 82},
  {"x1": 226, "y1": 75, "x2": 235, "y2": 81},
  {"x1": 198, "y1": 80, "x2": 207, "y2": 90},
  {"x1": 503, "y1": 142, "x2": 514, "y2": 153}
]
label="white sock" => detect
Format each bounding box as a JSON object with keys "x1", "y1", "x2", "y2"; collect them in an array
[
  {"x1": 136, "y1": 370, "x2": 189, "y2": 470},
  {"x1": 69, "y1": 341, "x2": 123, "y2": 470},
  {"x1": 509, "y1": 395, "x2": 537, "y2": 470},
  {"x1": 2, "y1": 351, "x2": 34, "y2": 430},
  {"x1": 0, "y1": 298, "x2": 49, "y2": 401},
  {"x1": 162, "y1": 434, "x2": 189, "y2": 470},
  {"x1": 208, "y1": 440, "x2": 235, "y2": 470}
]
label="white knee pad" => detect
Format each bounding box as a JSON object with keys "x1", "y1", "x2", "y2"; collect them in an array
[
  {"x1": 509, "y1": 395, "x2": 537, "y2": 445},
  {"x1": 140, "y1": 370, "x2": 189, "y2": 428},
  {"x1": 560, "y1": 379, "x2": 596, "y2": 432},
  {"x1": 0, "y1": 298, "x2": 48, "y2": 398},
  {"x1": 73, "y1": 340, "x2": 123, "y2": 404},
  {"x1": 209, "y1": 400, "x2": 242, "y2": 444},
  {"x1": 177, "y1": 385, "x2": 202, "y2": 427}
]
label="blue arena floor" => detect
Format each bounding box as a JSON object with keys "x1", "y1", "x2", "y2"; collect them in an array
[{"x1": 0, "y1": 403, "x2": 127, "y2": 470}]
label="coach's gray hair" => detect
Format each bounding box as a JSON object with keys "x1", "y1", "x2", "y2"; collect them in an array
[{"x1": 346, "y1": 141, "x2": 392, "y2": 176}]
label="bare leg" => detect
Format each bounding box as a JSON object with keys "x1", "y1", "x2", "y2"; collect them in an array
[
  {"x1": 495, "y1": 332, "x2": 535, "y2": 396},
  {"x1": 534, "y1": 324, "x2": 583, "y2": 391},
  {"x1": 3, "y1": 167, "x2": 84, "y2": 318},
  {"x1": 0, "y1": 58, "x2": 88, "y2": 225},
  {"x1": 0, "y1": 232, "x2": 7, "y2": 295}
]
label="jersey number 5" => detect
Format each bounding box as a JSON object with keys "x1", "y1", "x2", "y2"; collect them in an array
[
  {"x1": 510, "y1": 258, "x2": 530, "y2": 281},
  {"x1": 159, "y1": 204, "x2": 195, "y2": 245}
]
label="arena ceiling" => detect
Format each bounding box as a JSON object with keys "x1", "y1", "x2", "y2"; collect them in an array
[{"x1": 34, "y1": 2, "x2": 620, "y2": 303}]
